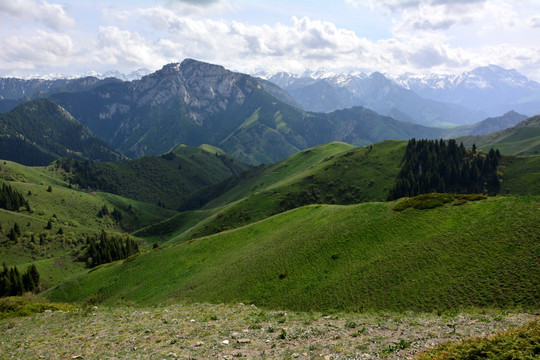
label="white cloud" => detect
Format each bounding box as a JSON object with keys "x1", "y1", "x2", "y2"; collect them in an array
[
  {"x1": 0, "y1": 30, "x2": 73, "y2": 72},
  {"x1": 528, "y1": 15, "x2": 540, "y2": 28},
  {"x1": 0, "y1": 2, "x2": 539, "y2": 81},
  {"x1": 0, "y1": 0, "x2": 75, "y2": 31},
  {"x1": 94, "y1": 26, "x2": 167, "y2": 68}
]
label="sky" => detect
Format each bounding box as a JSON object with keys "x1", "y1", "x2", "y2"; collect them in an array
[{"x1": 1, "y1": 0, "x2": 540, "y2": 80}]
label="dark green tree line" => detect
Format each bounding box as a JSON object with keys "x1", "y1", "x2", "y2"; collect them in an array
[
  {"x1": 0, "y1": 183, "x2": 29, "y2": 211},
  {"x1": 0, "y1": 263, "x2": 40, "y2": 297},
  {"x1": 388, "y1": 139, "x2": 501, "y2": 200},
  {"x1": 83, "y1": 230, "x2": 139, "y2": 268}
]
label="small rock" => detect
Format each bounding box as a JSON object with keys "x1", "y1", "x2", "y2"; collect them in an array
[
  {"x1": 145, "y1": 329, "x2": 152, "y2": 333},
  {"x1": 231, "y1": 332, "x2": 240, "y2": 339},
  {"x1": 190, "y1": 319, "x2": 196, "y2": 323},
  {"x1": 292, "y1": 353, "x2": 300, "y2": 358},
  {"x1": 237, "y1": 338, "x2": 251, "y2": 344},
  {"x1": 194, "y1": 341, "x2": 204, "y2": 347},
  {"x1": 242, "y1": 329, "x2": 249, "y2": 333},
  {"x1": 222, "y1": 340, "x2": 230, "y2": 345},
  {"x1": 168, "y1": 353, "x2": 178, "y2": 358},
  {"x1": 72, "y1": 356, "x2": 84, "y2": 359},
  {"x1": 44, "y1": 310, "x2": 52, "y2": 313}
]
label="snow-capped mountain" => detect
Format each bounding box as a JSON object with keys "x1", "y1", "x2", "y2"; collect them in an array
[
  {"x1": 267, "y1": 70, "x2": 486, "y2": 127},
  {"x1": 12, "y1": 68, "x2": 152, "y2": 82},
  {"x1": 265, "y1": 64, "x2": 540, "y2": 126},
  {"x1": 394, "y1": 65, "x2": 540, "y2": 116},
  {"x1": 102, "y1": 68, "x2": 152, "y2": 81}
]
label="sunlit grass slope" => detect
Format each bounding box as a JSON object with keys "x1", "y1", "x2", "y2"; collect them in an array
[
  {"x1": 458, "y1": 115, "x2": 540, "y2": 155},
  {"x1": 0, "y1": 160, "x2": 177, "y2": 287},
  {"x1": 47, "y1": 195, "x2": 539, "y2": 312},
  {"x1": 499, "y1": 155, "x2": 540, "y2": 196},
  {"x1": 165, "y1": 140, "x2": 406, "y2": 241}
]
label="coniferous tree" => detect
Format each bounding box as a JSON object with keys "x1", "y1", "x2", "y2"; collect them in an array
[
  {"x1": 83, "y1": 231, "x2": 139, "y2": 267},
  {"x1": 388, "y1": 139, "x2": 501, "y2": 200}
]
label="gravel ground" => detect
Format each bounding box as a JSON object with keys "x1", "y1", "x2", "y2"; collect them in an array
[{"x1": 0, "y1": 302, "x2": 535, "y2": 359}]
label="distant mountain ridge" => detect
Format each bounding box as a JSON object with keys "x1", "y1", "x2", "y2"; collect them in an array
[
  {"x1": 39, "y1": 59, "x2": 445, "y2": 163},
  {"x1": 395, "y1": 65, "x2": 540, "y2": 116},
  {"x1": 267, "y1": 70, "x2": 488, "y2": 127},
  {"x1": 443, "y1": 111, "x2": 528, "y2": 138},
  {"x1": 1, "y1": 59, "x2": 537, "y2": 165},
  {"x1": 457, "y1": 115, "x2": 540, "y2": 155},
  {"x1": 0, "y1": 99, "x2": 125, "y2": 165}
]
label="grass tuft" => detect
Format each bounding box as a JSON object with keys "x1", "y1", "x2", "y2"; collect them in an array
[
  {"x1": 0, "y1": 295, "x2": 74, "y2": 319},
  {"x1": 416, "y1": 319, "x2": 540, "y2": 360}
]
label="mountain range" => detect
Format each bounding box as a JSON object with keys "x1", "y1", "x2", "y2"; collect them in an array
[
  {"x1": 0, "y1": 59, "x2": 538, "y2": 166},
  {"x1": 266, "y1": 65, "x2": 540, "y2": 128},
  {"x1": 395, "y1": 65, "x2": 540, "y2": 116},
  {"x1": 0, "y1": 59, "x2": 445, "y2": 164}
]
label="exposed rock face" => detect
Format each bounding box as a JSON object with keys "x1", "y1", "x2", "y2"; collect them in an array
[{"x1": 132, "y1": 59, "x2": 252, "y2": 124}]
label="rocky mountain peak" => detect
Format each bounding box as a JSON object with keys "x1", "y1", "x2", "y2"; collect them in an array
[{"x1": 132, "y1": 59, "x2": 256, "y2": 124}]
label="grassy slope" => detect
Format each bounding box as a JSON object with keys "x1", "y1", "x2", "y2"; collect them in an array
[
  {"x1": 0, "y1": 160, "x2": 177, "y2": 288},
  {"x1": 164, "y1": 140, "x2": 406, "y2": 241},
  {"x1": 144, "y1": 140, "x2": 540, "y2": 243},
  {"x1": 499, "y1": 155, "x2": 540, "y2": 196},
  {"x1": 61, "y1": 144, "x2": 250, "y2": 209},
  {"x1": 457, "y1": 115, "x2": 540, "y2": 155},
  {"x1": 47, "y1": 195, "x2": 539, "y2": 312}
]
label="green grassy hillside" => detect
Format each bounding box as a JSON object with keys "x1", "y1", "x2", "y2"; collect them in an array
[
  {"x1": 0, "y1": 160, "x2": 177, "y2": 288},
  {"x1": 58, "y1": 144, "x2": 250, "y2": 209},
  {"x1": 143, "y1": 139, "x2": 540, "y2": 243},
  {"x1": 46, "y1": 194, "x2": 539, "y2": 312},
  {"x1": 175, "y1": 140, "x2": 406, "y2": 241},
  {"x1": 457, "y1": 115, "x2": 540, "y2": 155},
  {"x1": 499, "y1": 155, "x2": 540, "y2": 195}
]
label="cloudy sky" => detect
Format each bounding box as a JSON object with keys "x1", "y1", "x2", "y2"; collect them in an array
[{"x1": 1, "y1": 0, "x2": 540, "y2": 79}]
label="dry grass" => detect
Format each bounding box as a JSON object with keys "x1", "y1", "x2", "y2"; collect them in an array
[{"x1": 0, "y1": 302, "x2": 535, "y2": 359}]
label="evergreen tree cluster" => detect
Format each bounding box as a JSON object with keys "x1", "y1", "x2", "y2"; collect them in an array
[
  {"x1": 0, "y1": 263, "x2": 40, "y2": 297},
  {"x1": 97, "y1": 205, "x2": 123, "y2": 223},
  {"x1": 57, "y1": 158, "x2": 117, "y2": 193},
  {"x1": 388, "y1": 139, "x2": 501, "y2": 200},
  {"x1": 83, "y1": 230, "x2": 139, "y2": 268},
  {"x1": 0, "y1": 183, "x2": 29, "y2": 211},
  {"x1": 7, "y1": 222, "x2": 21, "y2": 243}
]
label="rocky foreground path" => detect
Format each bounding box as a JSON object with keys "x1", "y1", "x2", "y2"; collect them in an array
[{"x1": 0, "y1": 302, "x2": 535, "y2": 359}]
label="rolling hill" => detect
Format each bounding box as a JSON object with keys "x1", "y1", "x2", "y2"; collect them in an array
[
  {"x1": 170, "y1": 140, "x2": 406, "y2": 241},
  {"x1": 0, "y1": 159, "x2": 178, "y2": 289},
  {"x1": 457, "y1": 115, "x2": 540, "y2": 155},
  {"x1": 58, "y1": 143, "x2": 251, "y2": 210},
  {"x1": 46, "y1": 194, "x2": 540, "y2": 312}
]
